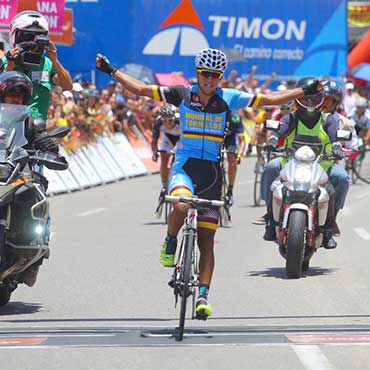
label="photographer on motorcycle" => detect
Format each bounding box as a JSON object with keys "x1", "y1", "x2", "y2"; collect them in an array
[
  {"x1": 262, "y1": 77, "x2": 349, "y2": 249},
  {"x1": 0, "y1": 10, "x2": 73, "y2": 120}
]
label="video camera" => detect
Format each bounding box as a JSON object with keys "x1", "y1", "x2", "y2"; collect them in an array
[{"x1": 17, "y1": 35, "x2": 50, "y2": 67}]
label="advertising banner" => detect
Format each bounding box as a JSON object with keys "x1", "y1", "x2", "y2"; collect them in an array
[
  {"x1": 38, "y1": 0, "x2": 65, "y2": 34},
  {"x1": 60, "y1": 0, "x2": 347, "y2": 86},
  {"x1": 112, "y1": 133, "x2": 149, "y2": 177},
  {"x1": 0, "y1": 0, "x2": 18, "y2": 28}
]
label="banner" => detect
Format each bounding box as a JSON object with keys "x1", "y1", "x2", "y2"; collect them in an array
[
  {"x1": 60, "y1": 0, "x2": 347, "y2": 86},
  {"x1": 348, "y1": 2, "x2": 370, "y2": 27},
  {"x1": 0, "y1": 0, "x2": 18, "y2": 28},
  {"x1": 38, "y1": 0, "x2": 65, "y2": 34}
]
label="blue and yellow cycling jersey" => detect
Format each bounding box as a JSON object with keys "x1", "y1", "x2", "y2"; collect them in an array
[{"x1": 152, "y1": 84, "x2": 259, "y2": 161}]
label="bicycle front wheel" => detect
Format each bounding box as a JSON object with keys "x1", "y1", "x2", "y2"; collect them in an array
[
  {"x1": 177, "y1": 229, "x2": 195, "y2": 341},
  {"x1": 353, "y1": 147, "x2": 370, "y2": 184},
  {"x1": 253, "y1": 171, "x2": 262, "y2": 206}
]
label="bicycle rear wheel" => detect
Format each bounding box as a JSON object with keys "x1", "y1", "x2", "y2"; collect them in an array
[{"x1": 176, "y1": 229, "x2": 195, "y2": 341}]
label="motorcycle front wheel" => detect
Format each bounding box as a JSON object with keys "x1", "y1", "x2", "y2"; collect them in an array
[{"x1": 286, "y1": 210, "x2": 306, "y2": 279}]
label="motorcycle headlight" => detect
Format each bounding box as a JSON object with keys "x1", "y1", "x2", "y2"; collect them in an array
[{"x1": 293, "y1": 164, "x2": 312, "y2": 192}]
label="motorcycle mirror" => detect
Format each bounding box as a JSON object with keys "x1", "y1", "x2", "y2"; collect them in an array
[
  {"x1": 47, "y1": 126, "x2": 70, "y2": 139},
  {"x1": 8, "y1": 147, "x2": 29, "y2": 166},
  {"x1": 265, "y1": 120, "x2": 280, "y2": 131},
  {"x1": 336, "y1": 129, "x2": 352, "y2": 141},
  {"x1": 36, "y1": 152, "x2": 69, "y2": 171}
]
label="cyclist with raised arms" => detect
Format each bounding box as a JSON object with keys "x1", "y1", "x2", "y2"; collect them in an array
[
  {"x1": 151, "y1": 103, "x2": 181, "y2": 198},
  {"x1": 96, "y1": 48, "x2": 322, "y2": 320}
]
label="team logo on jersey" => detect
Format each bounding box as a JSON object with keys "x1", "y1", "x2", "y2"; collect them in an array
[{"x1": 143, "y1": 0, "x2": 209, "y2": 56}]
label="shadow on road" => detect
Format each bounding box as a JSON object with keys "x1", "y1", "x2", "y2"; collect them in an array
[
  {"x1": 247, "y1": 266, "x2": 338, "y2": 279},
  {"x1": 0, "y1": 302, "x2": 43, "y2": 316},
  {"x1": 1, "y1": 316, "x2": 178, "y2": 323},
  {"x1": 142, "y1": 221, "x2": 166, "y2": 226}
]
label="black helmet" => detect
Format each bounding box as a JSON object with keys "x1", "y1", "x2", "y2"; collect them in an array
[
  {"x1": 322, "y1": 80, "x2": 343, "y2": 113},
  {"x1": 295, "y1": 77, "x2": 324, "y2": 119},
  {"x1": 0, "y1": 71, "x2": 33, "y2": 105}
]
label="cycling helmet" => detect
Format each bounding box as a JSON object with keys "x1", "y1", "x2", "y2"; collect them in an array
[
  {"x1": 159, "y1": 103, "x2": 176, "y2": 117},
  {"x1": 0, "y1": 71, "x2": 33, "y2": 105},
  {"x1": 356, "y1": 96, "x2": 368, "y2": 108},
  {"x1": 295, "y1": 77, "x2": 324, "y2": 118},
  {"x1": 322, "y1": 80, "x2": 343, "y2": 113},
  {"x1": 195, "y1": 48, "x2": 228, "y2": 73},
  {"x1": 10, "y1": 11, "x2": 49, "y2": 47}
]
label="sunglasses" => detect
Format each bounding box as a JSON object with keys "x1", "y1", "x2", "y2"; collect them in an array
[{"x1": 197, "y1": 69, "x2": 223, "y2": 79}]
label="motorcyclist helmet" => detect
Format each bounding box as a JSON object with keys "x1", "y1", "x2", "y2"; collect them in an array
[
  {"x1": 195, "y1": 48, "x2": 228, "y2": 73},
  {"x1": 159, "y1": 103, "x2": 176, "y2": 118},
  {"x1": 0, "y1": 71, "x2": 33, "y2": 105},
  {"x1": 322, "y1": 80, "x2": 343, "y2": 113},
  {"x1": 295, "y1": 77, "x2": 324, "y2": 119},
  {"x1": 10, "y1": 11, "x2": 49, "y2": 48}
]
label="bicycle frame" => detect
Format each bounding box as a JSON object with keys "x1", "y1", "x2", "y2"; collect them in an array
[{"x1": 165, "y1": 195, "x2": 223, "y2": 341}]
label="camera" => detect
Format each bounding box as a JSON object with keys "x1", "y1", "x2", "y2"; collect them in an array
[{"x1": 17, "y1": 35, "x2": 50, "y2": 67}]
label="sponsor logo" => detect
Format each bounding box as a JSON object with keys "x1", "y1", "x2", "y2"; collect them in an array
[{"x1": 143, "y1": 0, "x2": 209, "y2": 56}]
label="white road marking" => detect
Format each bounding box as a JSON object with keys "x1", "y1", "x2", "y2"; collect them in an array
[
  {"x1": 77, "y1": 208, "x2": 106, "y2": 217},
  {"x1": 292, "y1": 345, "x2": 335, "y2": 370},
  {"x1": 353, "y1": 227, "x2": 370, "y2": 240}
]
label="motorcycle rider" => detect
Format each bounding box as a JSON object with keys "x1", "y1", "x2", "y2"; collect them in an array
[
  {"x1": 0, "y1": 70, "x2": 65, "y2": 285},
  {"x1": 262, "y1": 77, "x2": 349, "y2": 249}
]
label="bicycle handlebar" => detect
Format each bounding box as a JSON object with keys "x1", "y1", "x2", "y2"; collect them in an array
[{"x1": 165, "y1": 195, "x2": 224, "y2": 208}]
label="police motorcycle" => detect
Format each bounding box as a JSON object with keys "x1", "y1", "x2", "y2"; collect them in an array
[
  {"x1": 0, "y1": 103, "x2": 68, "y2": 305},
  {"x1": 265, "y1": 120, "x2": 350, "y2": 279}
]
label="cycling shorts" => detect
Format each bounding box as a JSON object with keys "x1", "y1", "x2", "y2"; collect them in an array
[
  {"x1": 169, "y1": 155, "x2": 222, "y2": 231},
  {"x1": 158, "y1": 133, "x2": 179, "y2": 152},
  {"x1": 224, "y1": 134, "x2": 238, "y2": 154}
]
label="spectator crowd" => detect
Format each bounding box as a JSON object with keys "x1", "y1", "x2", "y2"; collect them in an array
[{"x1": 48, "y1": 66, "x2": 370, "y2": 153}]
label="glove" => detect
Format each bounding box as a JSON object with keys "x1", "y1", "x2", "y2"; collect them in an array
[
  {"x1": 266, "y1": 134, "x2": 279, "y2": 151},
  {"x1": 302, "y1": 78, "x2": 323, "y2": 96},
  {"x1": 236, "y1": 153, "x2": 242, "y2": 165},
  {"x1": 332, "y1": 142, "x2": 344, "y2": 159},
  {"x1": 34, "y1": 134, "x2": 59, "y2": 153},
  {"x1": 96, "y1": 54, "x2": 117, "y2": 76}
]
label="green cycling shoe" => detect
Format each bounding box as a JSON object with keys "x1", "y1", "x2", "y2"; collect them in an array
[
  {"x1": 160, "y1": 238, "x2": 176, "y2": 267},
  {"x1": 195, "y1": 296, "x2": 212, "y2": 320}
]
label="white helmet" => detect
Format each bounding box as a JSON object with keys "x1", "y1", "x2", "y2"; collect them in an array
[
  {"x1": 195, "y1": 48, "x2": 228, "y2": 73},
  {"x1": 10, "y1": 11, "x2": 49, "y2": 47},
  {"x1": 356, "y1": 96, "x2": 368, "y2": 108}
]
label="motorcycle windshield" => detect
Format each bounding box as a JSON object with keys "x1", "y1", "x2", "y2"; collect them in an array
[{"x1": 0, "y1": 104, "x2": 29, "y2": 154}]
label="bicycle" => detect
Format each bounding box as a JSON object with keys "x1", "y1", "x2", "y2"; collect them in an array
[
  {"x1": 351, "y1": 139, "x2": 370, "y2": 184},
  {"x1": 219, "y1": 149, "x2": 232, "y2": 227},
  {"x1": 165, "y1": 195, "x2": 224, "y2": 341},
  {"x1": 154, "y1": 149, "x2": 175, "y2": 223},
  {"x1": 253, "y1": 144, "x2": 269, "y2": 207}
]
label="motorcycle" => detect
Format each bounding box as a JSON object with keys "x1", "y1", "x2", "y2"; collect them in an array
[
  {"x1": 266, "y1": 125, "x2": 351, "y2": 279},
  {"x1": 0, "y1": 103, "x2": 69, "y2": 305}
]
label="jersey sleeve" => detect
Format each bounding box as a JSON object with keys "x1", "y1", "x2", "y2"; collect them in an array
[
  {"x1": 151, "y1": 85, "x2": 189, "y2": 107},
  {"x1": 222, "y1": 88, "x2": 262, "y2": 110}
]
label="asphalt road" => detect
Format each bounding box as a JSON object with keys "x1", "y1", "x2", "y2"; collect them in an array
[{"x1": 1, "y1": 158, "x2": 370, "y2": 370}]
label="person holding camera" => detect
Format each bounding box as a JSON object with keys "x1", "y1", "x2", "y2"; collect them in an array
[{"x1": 0, "y1": 10, "x2": 73, "y2": 121}]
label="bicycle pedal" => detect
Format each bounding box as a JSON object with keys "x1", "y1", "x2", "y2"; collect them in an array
[
  {"x1": 168, "y1": 278, "x2": 175, "y2": 288},
  {"x1": 195, "y1": 311, "x2": 208, "y2": 321}
]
